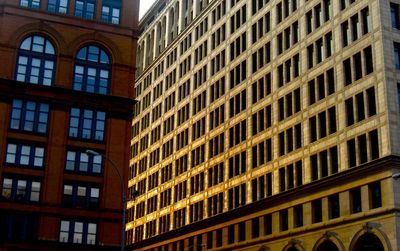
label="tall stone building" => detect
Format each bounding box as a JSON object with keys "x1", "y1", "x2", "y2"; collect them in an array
[
  {"x1": 0, "y1": 0, "x2": 139, "y2": 250},
  {"x1": 129, "y1": 0, "x2": 400, "y2": 250}
]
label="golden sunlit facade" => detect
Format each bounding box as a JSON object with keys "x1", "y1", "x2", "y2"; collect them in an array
[{"x1": 127, "y1": 0, "x2": 400, "y2": 250}]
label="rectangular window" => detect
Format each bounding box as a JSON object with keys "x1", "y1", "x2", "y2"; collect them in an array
[
  {"x1": 20, "y1": 0, "x2": 40, "y2": 8},
  {"x1": 47, "y1": 0, "x2": 68, "y2": 13},
  {"x1": 294, "y1": 205, "x2": 303, "y2": 227},
  {"x1": 74, "y1": 0, "x2": 96, "y2": 19},
  {"x1": 101, "y1": 5, "x2": 120, "y2": 24},
  {"x1": 69, "y1": 108, "x2": 105, "y2": 141},
  {"x1": 59, "y1": 220, "x2": 97, "y2": 245},
  {"x1": 65, "y1": 150, "x2": 102, "y2": 174},
  {"x1": 312, "y1": 199, "x2": 322, "y2": 223},
  {"x1": 369, "y1": 182, "x2": 382, "y2": 209},
  {"x1": 1, "y1": 178, "x2": 41, "y2": 202},
  {"x1": 10, "y1": 99, "x2": 49, "y2": 133},
  {"x1": 392, "y1": 3, "x2": 400, "y2": 29},
  {"x1": 6, "y1": 143, "x2": 44, "y2": 168},
  {"x1": 328, "y1": 194, "x2": 340, "y2": 219},
  {"x1": 350, "y1": 187, "x2": 362, "y2": 213},
  {"x1": 62, "y1": 184, "x2": 99, "y2": 208},
  {"x1": 280, "y1": 209, "x2": 288, "y2": 231}
]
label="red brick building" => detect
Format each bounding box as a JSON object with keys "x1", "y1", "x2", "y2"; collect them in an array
[{"x1": 0, "y1": 0, "x2": 139, "y2": 250}]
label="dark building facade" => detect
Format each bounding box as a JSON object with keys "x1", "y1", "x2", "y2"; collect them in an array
[{"x1": 0, "y1": 0, "x2": 139, "y2": 250}]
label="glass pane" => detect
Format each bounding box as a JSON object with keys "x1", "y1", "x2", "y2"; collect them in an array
[
  {"x1": 74, "y1": 222, "x2": 83, "y2": 232},
  {"x1": 88, "y1": 223, "x2": 97, "y2": 234},
  {"x1": 2, "y1": 178, "x2": 13, "y2": 199},
  {"x1": 45, "y1": 41, "x2": 55, "y2": 54},
  {"x1": 88, "y1": 46, "x2": 99, "y2": 62},
  {"x1": 90, "y1": 188, "x2": 99, "y2": 198},
  {"x1": 18, "y1": 56, "x2": 28, "y2": 65},
  {"x1": 60, "y1": 220, "x2": 70, "y2": 231},
  {"x1": 100, "y1": 50, "x2": 109, "y2": 64},
  {"x1": 32, "y1": 36, "x2": 45, "y2": 53},
  {"x1": 64, "y1": 185, "x2": 73, "y2": 195},
  {"x1": 77, "y1": 47, "x2": 87, "y2": 60},
  {"x1": 77, "y1": 186, "x2": 86, "y2": 196},
  {"x1": 20, "y1": 37, "x2": 32, "y2": 50}
]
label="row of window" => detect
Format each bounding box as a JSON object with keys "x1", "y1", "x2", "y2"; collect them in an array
[
  {"x1": 21, "y1": 0, "x2": 121, "y2": 24},
  {"x1": 9, "y1": 98, "x2": 106, "y2": 141},
  {"x1": 1, "y1": 177, "x2": 101, "y2": 208},
  {"x1": 130, "y1": 131, "x2": 380, "y2": 216},
  {"x1": 16, "y1": 35, "x2": 111, "y2": 95},
  {"x1": 137, "y1": 0, "x2": 368, "y2": 81},
  {"x1": 130, "y1": 181, "x2": 383, "y2": 245}
]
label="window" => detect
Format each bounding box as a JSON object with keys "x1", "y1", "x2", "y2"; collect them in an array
[
  {"x1": 16, "y1": 35, "x2": 55, "y2": 85},
  {"x1": 59, "y1": 220, "x2": 97, "y2": 245},
  {"x1": 73, "y1": 45, "x2": 111, "y2": 94},
  {"x1": 312, "y1": 199, "x2": 322, "y2": 223},
  {"x1": 47, "y1": 0, "x2": 68, "y2": 13},
  {"x1": 0, "y1": 212, "x2": 38, "y2": 241},
  {"x1": 280, "y1": 209, "x2": 289, "y2": 231},
  {"x1": 395, "y1": 42, "x2": 400, "y2": 69},
  {"x1": 294, "y1": 205, "x2": 303, "y2": 227},
  {"x1": 5, "y1": 143, "x2": 44, "y2": 168},
  {"x1": 69, "y1": 108, "x2": 105, "y2": 141},
  {"x1": 62, "y1": 184, "x2": 99, "y2": 208},
  {"x1": 65, "y1": 150, "x2": 102, "y2": 174},
  {"x1": 311, "y1": 146, "x2": 339, "y2": 181},
  {"x1": 101, "y1": 0, "x2": 121, "y2": 24},
  {"x1": 392, "y1": 3, "x2": 400, "y2": 29},
  {"x1": 228, "y1": 183, "x2": 246, "y2": 209},
  {"x1": 369, "y1": 182, "x2": 382, "y2": 209},
  {"x1": 350, "y1": 187, "x2": 362, "y2": 213},
  {"x1": 74, "y1": 0, "x2": 95, "y2": 19},
  {"x1": 1, "y1": 178, "x2": 41, "y2": 202},
  {"x1": 328, "y1": 194, "x2": 340, "y2": 219},
  {"x1": 228, "y1": 151, "x2": 246, "y2": 178},
  {"x1": 20, "y1": 0, "x2": 40, "y2": 8},
  {"x1": 10, "y1": 99, "x2": 49, "y2": 134}
]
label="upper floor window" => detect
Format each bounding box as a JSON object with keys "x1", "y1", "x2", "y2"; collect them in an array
[
  {"x1": 74, "y1": 0, "x2": 95, "y2": 19},
  {"x1": 101, "y1": 0, "x2": 121, "y2": 24},
  {"x1": 1, "y1": 178, "x2": 41, "y2": 202},
  {"x1": 10, "y1": 99, "x2": 49, "y2": 134},
  {"x1": 62, "y1": 184, "x2": 100, "y2": 208},
  {"x1": 73, "y1": 45, "x2": 110, "y2": 94},
  {"x1": 16, "y1": 35, "x2": 56, "y2": 85},
  {"x1": 20, "y1": 0, "x2": 40, "y2": 8},
  {"x1": 392, "y1": 3, "x2": 400, "y2": 29},
  {"x1": 5, "y1": 143, "x2": 44, "y2": 168},
  {"x1": 65, "y1": 150, "x2": 102, "y2": 174},
  {"x1": 69, "y1": 108, "x2": 106, "y2": 141},
  {"x1": 48, "y1": 0, "x2": 68, "y2": 13},
  {"x1": 59, "y1": 220, "x2": 97, "y2": 245}
]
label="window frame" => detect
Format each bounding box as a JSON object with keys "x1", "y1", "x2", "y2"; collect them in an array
[
  {"x1": 73, "y1": 45, "x2": 111, "y2": 94},
  {"x1": 5, "y1": 142, "x2": 45, "y2": 168},
  {"x1": 59, "y1": 220, "x2": 97, "y2": 245},
  {"x1": 1, "y1": 177, "x2": 41, "y2": 202},
  {"x1": 68, "y1": 107, "x2": 106, "y2": 141},
  {"x1": 9, "y1": 99, "x2": 50, "y2": 134},
  {"x1": 16, "y1": 35, "x2": 56, "y2": 86}
]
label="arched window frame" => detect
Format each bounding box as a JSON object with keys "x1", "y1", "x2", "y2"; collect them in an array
[
  {"x1": 15, "y1": 35, "x2": 56, "y2": 86},
  {"x1": 73, "y1": 45, "x2": 111, "y2": 95}
]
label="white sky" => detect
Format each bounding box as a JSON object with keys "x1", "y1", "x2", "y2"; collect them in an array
[{"x1": 139, "y1": 0, "x2": 157, "y2": 19}]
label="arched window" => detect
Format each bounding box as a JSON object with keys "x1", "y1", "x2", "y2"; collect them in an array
[
  {"x1": 73, "y1": 45, "x2": 110, "y2": 94},
  {"x1": 16, "y1": 35, "x2": 56, "y2": 85},
  {"x1": 353, "y1": 233, "x2": 384, "y2": 251},
  {"x1": 314, "y1": 240, "x2": 339, "y2": 251}
]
